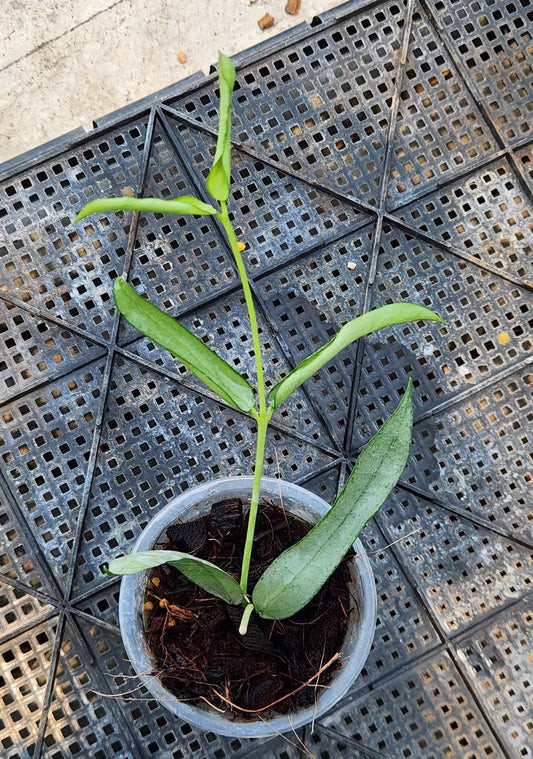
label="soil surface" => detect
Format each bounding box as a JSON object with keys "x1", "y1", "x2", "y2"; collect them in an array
[{"x1": 144, "y1": 498, "x2": 354, "y2": 719}]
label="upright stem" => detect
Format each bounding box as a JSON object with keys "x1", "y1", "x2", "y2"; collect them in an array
[
  {"x1": 217, "y1": 203, "x2": 271, "y2": 596},
  {"x1": 239, "y1": 413, "x2": 269, "y2": 593},
  {"x1": 218, "y1": 202, "x2": 266, "y2": 419}
]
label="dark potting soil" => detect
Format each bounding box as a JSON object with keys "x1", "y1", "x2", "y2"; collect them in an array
[{"x1": 144, "y1": 498, "x2": 354, "y2": 720}]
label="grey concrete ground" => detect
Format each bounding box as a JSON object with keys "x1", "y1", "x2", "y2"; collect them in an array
[{"x1": 0, "y1": 0, "x2": 342, "y2": 164}]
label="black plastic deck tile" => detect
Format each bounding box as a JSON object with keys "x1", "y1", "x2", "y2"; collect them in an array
[
  {"x1": 170, "y1": 0, "x2": 409, "y2": 206},
  {"x1": 357, "y1": 519, "x2": 441, "y2": 684},
  {"x1": 0, "y1": 0, "x2": 531, "y2": 755},
  {"x1": 393, "y1": 157, "x2": 533, "y2": 281},
  {"x1": 256, "y1": 223, "x2": 375, "y2": 448},
  {"x1": 387, "y1": 4, "x2": 499, "y2": 208},
  {"x1": 319, "y1": 650, "x2": 504, "y2": 758},
  {"x1": 376, "y1": 488, "x2": 533, "y2": 633},
  {"x1": 351, "y1": 224, "x2": 532, "y2": 446},
  {"x1": 404, "y1": 366, "x2": 532, "y2": 540},
  {"x1": 424, "y1": 0, "x2": 533, "y2": 147},
  {"x1": 514, "y1": 142, "x2": 533, "y2": 191},
  {"x1": 0, "y1": 120, "x2": 149, "y2": 343},
  {"x1": 0, "y1": 298, "x2": 106, "y2": 406},
  {"x1": 455, "y1": 598, "x2": 533, "y2": 759},
  {"x1": 0, "y1": 361, "x2": 106, "y2": 583},
  {"x1": 0, "y1": 616, "x2": 59, "y2": 759}
]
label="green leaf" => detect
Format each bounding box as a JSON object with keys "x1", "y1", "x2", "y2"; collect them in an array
[
  {"x1": 206, "y1": 52, "x2": 236, "y2": 202},
  {"x1": 268, "y1": 303, "x2": 444, "y2": 408},
  {"x1": 114, "y1": 277, "x2": 256, "y2": 413},
  {"x1": 106, "y1": 550, "x2": 244, "y2": 605},
  {"x1": 253, "y1": 380, "x2": 414, "y2": 619},
  {"x1": 73, "y1": 195, "x2": 218, "y2": 224}
]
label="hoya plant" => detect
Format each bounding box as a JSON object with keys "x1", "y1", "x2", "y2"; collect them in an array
[{"x1": 74, "y1": 53, "x2": 443, "y2": 634}]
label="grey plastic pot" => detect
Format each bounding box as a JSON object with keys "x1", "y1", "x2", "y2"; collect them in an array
[{"x1": 119, "y1": 476, "x2": 377, "y2": 738}]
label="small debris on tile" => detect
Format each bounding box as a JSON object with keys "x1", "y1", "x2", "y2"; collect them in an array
[
  {"x1": 177, "y1": 51, "x2": 187, "y2": 64},
  {"x1": 497, "y1": 332, "x2": 510, "y2": 345},
  {"x1": 237, "y1": 241, "x2": 246, "y2": 252},
  {"x1": 285, "y1": 0, "x2": 301, "y2": 14},
  {"x1": 121, "y1": 186, "x2": 135, "y2": 197},
  {"x1": 258, "y1": 13, "x2": 275, "y2": 30},
  {"x1": 347, "y1": 261, "x2": 356, "y2": 270}
]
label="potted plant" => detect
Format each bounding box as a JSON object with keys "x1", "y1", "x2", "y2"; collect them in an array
[{"x1": 73, "y1": 53, "x2": 444, "y2": 736}]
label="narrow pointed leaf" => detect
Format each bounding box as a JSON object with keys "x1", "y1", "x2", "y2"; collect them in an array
[
  {"x1": 253, "y1": 381, "x2": 414, "y2": 619},
  {"x1": 206, "y1": 53, "x2": 236, "y2": 202},
  {"x1": 268, "y1": 303, "x2": 444, "y2": 409},
  {"x1": 106, "y1": 550, "x2": 244, "y2": 605},
  {"x1": 73, "y1": 195, "x2": 218, "y2": 224},
  {"x1": 114, "y1": 277, "x2": 256, "y2": 413}
]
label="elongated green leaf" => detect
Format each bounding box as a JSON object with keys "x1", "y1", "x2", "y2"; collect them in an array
[
  {"x1": 114, "y1": 277, "x2": 256, "y2": 413},
  {"x1": 206, "y1": 53, "x2": 236, "y2": 202},
  {"x1": 106, "y1": 550, "x2": 244, "y2": 605},
  {"x1": 268, "y1": 303, "x2": 444, "y2": 409},
  {"x1": 253, "y1": 380, "x2": 413, "y2": 619},
  {"x1": 73, "y1": 195, "x2": 218, "y2": 224}
]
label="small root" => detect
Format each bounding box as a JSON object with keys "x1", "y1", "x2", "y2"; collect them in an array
[{"x1": 212, "y1": 652, "x2": 340, "y2": 714}]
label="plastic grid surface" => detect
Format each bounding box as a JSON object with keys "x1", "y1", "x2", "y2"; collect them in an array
[{"x1": 0, "y1": 0, "x2": 532, "y2": 757}]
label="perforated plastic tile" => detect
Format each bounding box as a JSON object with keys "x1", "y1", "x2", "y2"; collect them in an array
[
  {"x1": 71, "y1": 586, "x2": 307, "y2": 759},
  {"x1": 0, "y1": 617, "x2": 58, "y2": 759},
  {"x1": 42, "y1": 619, "x2": 138, "y2": 759},
  {"x1": 173, "y1": 0, "x2": 409, "y2": 205},
  {"x1": 376, "y1": 489, "x2": 533, "y2": 632},
  {"x1": 122, "y1": 121, "x2": 237, "y2": 340},
  {"x1": 0, "y1": 584, "x2": 53, "y2": 645},
  {"x1": 299, "y1": 464, "x2": 340, "y2": 504},
  {"x1": 307, "y1": 728, "x2": 378, "y2": 759},
  {"x1": 358, "y1": 519, "x2": 440, "y2": 683},
  {"x1": 0, "y1": 360, "x2": 105, "y2": 582},
  {"x1": 0, "y1": 0, "x2": 532, "y2": 755},
  {"x1": 351, "y1": 223, "x2": 531, "y2": 446},
  {"x1": 456, "y1": 599, "x2": 533, "y2": 758},
  {"x1": 395, "y1": 158, "x2": 532, "y2": 280},
  {"x1": 73, "y1": 582, "x2": 120, "y2": 631},
  {"x1": 388, "y1": 6, "x2": 498, "y2": 207},
  {"x1": 305, "y1": 730, "x2": 370, "y2": 759},
  {"x1": 425, "y1": 0, "x2": 532, "y2": 145},
  {"x1": 0, "y1": 485, "x2": 59, "y2": 605},
  {"x1": 514, "y1": 142, "x2": 533, "y2": 190},
  {"x1": 238, "y1": 738, "x2": 302, "y2": 759},
  {"x1": 64, "y1": 604, "x2": 264, "y2": 759},
  {"x1": 404, "y1": 366, "x2": 532, "y2": 539},
  {"x1": 257, "y1": 224, "x2": 373, "y2": 446},
  {"x1": 320, "y1": 651, "x2": 503, "y2": 758},
  {"x1": 0, "y1": 298, "x2": 106, "y2": 404},
  {"x1": 0, "y1": 120, "x2": 148, "y2": 341},
  {"x1": 163, "y1": 115, "x2": 371, "y2": 274}
]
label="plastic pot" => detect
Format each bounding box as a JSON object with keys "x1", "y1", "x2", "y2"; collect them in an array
[{"x1": 118, "y1": 476, "x2": 377, "y2": 738}]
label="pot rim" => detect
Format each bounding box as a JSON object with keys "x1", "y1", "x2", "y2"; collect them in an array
[{"x1": 118, "y1": 476, "x2": 377, "y2": 737}]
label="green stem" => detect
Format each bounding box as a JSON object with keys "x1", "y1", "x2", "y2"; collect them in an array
[
  {"x1": 217, "y1": 202, "x2": 267, "y2": 418},
  {"x1": 216, "y1": 202, "x2": 271, "y2": 596},
  {"x1": 239, "y1": 603, "x2": 255, "y2": 635},
  {"x1": 239, "y1": 412, "x2": 269, "y2": 593}
]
